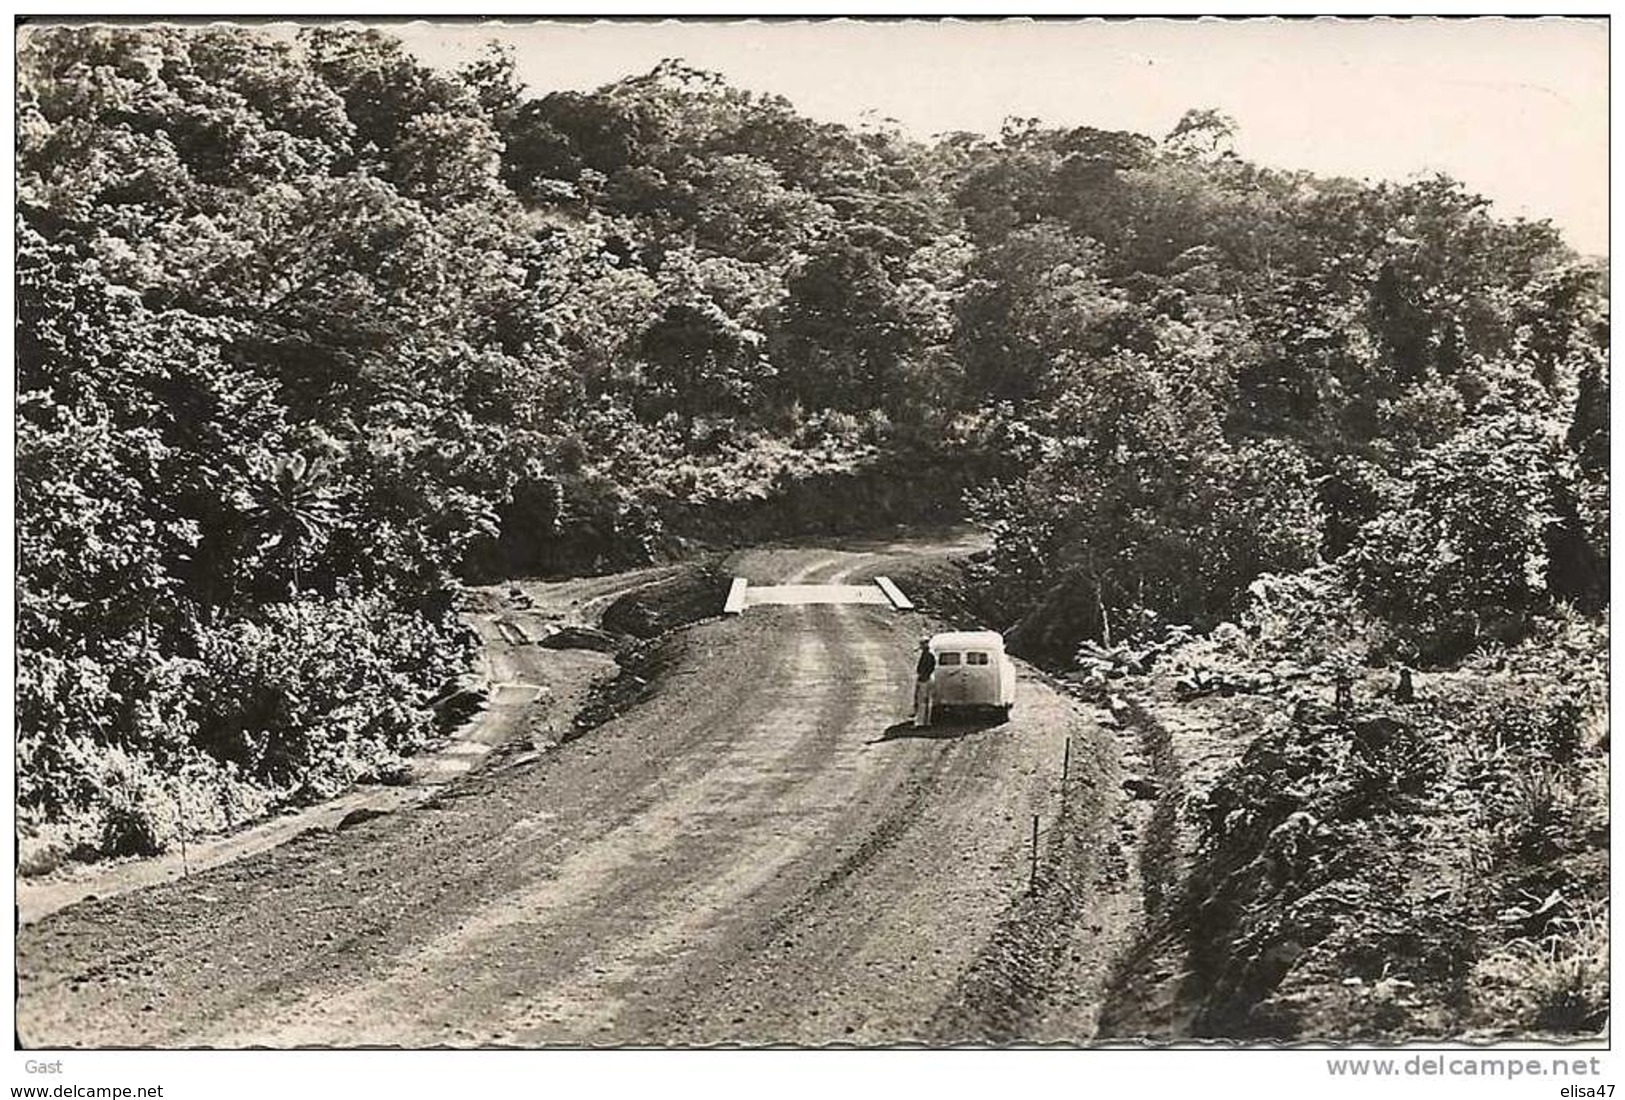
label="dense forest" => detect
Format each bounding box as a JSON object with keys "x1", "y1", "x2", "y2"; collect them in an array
[{"x1": 17, "y1": 24, "x2": 1608, "y2": 879}]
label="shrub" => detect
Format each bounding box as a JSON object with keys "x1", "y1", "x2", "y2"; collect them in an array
[
  {"x1": 1486, "y1": 690, "x2": 1587, "y2": 765},
  {"x1": 1477, "y1": 902, "x2": 1608, "y2": 1035},
  {"x1": 857, "y1": 406, "x2": 893, "y2": 445},
  {"x1": 15, "y1": 650, "x2": 125, "y2": 825},
  {"x1": 98, "y1": 748, "x2": 182, "y2": 857},
  {"x1": 1525, "y1": 905, "x2": 1609, "y2": 1033},
  {"x1": 1338, "y1": 717, "x2": 1446, "y2": 812},
  {"x1": 1241, "y1": 564, "x2": 1367, "y2": 666},
  {"x1": 1190, "y1": 712, "x2": 1330, "y2": 855},
  {"x1": 795, "y1": 408, "x2": 864, "y2": 448},
  {"x1": 192, "y1": 596, "x2": 470, "y2": 800},
  {"x1": 1491, "y1": 766, "x2": 1581, "y2": 863}
]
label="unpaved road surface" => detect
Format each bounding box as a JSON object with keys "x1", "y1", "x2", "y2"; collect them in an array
[{"x1": 17, "y1": 541, "x2": 1113, "y2": 1047}]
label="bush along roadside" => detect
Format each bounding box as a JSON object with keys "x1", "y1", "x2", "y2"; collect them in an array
[
  {"x1": 1172, "y1": 622, "x2": 1607, "y2": 1041},
  {"x1": 19, "y1": 595, "x2": 475, "y2": 872}
]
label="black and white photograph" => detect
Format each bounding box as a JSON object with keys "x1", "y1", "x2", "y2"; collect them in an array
[{"x1": 9, "y1": 9, "x2": 1611, "y2": 1085}]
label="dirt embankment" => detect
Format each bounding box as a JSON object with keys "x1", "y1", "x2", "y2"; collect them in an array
[
  {"x1": 597, "y1": 558, "x2": 730, "y2": 639},
  {"x1": 1092, "y1": 688, "x2": 1276, "y2": 1040},
  {"x1": 566, "y1": 557, "x2": 729, "y2": 736},
  {"x1": 1093, "y1": 637, "x2": 1608, "y2": 1045},
  {"x1": 658, "y1": 455, "x2": 992, "y2": 549}
]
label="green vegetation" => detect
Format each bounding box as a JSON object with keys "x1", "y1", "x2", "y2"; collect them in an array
[{"x1": 17, "y1": 13, "x2": 1607, "y2": 970}]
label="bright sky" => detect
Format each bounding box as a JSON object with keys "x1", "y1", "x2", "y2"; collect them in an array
[{"x1": 379, "y1": 17, "x2": 1606, "y2": 255}]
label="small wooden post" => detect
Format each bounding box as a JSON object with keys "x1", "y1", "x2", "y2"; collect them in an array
[
  {"x1": 1334, "y1": 671, "x2": 1354, "y2": 712},
  {"x1": 1029, "y1": 814, "x2": 1040, "y2": 892},
  {"x1": 1063, "y1": 736, "x2": 1072, "y2": 781},
  {"x1": 178, "y1": 792, "x2": 190, "y2": 879}
]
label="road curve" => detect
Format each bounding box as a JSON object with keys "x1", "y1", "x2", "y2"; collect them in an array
[{"x1": 17, "y1": 543, "x2": 1099, "y2": 1047}]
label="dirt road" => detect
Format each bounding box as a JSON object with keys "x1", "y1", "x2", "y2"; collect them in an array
[{"x1": 17, "y1": 542, "x2": 1114, "y2": 1047}]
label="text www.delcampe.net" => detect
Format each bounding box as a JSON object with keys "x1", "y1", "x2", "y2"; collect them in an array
[
  {"x1": 11, "y1": 1087, "x2": 164, "y2": 1098},
  {"x1": 1327, "y1": 1055, "x2": 1606, "y2": 1083}
]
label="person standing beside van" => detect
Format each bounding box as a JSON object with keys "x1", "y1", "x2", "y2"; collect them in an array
[{"x1": 913, "y1": 638, "x2": 936, "y2": 727}]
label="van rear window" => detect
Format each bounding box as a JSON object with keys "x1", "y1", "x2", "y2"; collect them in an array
[
  {"x1": 966, "y1": 652, "x2": 990, "y2": 665},
  {"x1": 937, "y1": 652, "x2": 961, "y2": 666}
]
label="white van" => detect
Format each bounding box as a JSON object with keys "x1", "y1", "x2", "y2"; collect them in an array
[{"x1": 921, "y1": 630, "x2": 1017, "y2": 723}]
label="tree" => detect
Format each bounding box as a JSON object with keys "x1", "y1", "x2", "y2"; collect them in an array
[
  {"x1": 775, "y1": 235, "x2": 923, "y2": 413},
  {"x1": 392, "y1": 113, "x2": 504, "y2": 207},
  {"x1": 1165, "y1": 108, "x2": 1238, "y2": 160},
  {"x1": 954, "y1": 222, "x2": 1126, "y2": 406},
  {"x1": 974, "y1": 349, "x2": 1318, "y2": 659},
  {"x1": 1346, "y1": 412, "x2": 1570, "y2": 659},
  {"x1": 243, "y1": 452, "x2": 340, "y2": 595},
  {"x1": 299, "y1": 26, "x2": 474, "y2": 162}
]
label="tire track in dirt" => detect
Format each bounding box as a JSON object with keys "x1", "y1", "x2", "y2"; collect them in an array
[
  {"x1": 623, "y1": 585, "x2": 1088, "y2": 1044},
  {"x1": 175, "y1": 554, "x2": 894, "y2": 1045},
  {"x1": 603, "y1": 607, "x2": 965, "y2": 1042},
  {"x1": 192, "y1": 614, "x2": 855, "y2": 1046}
]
